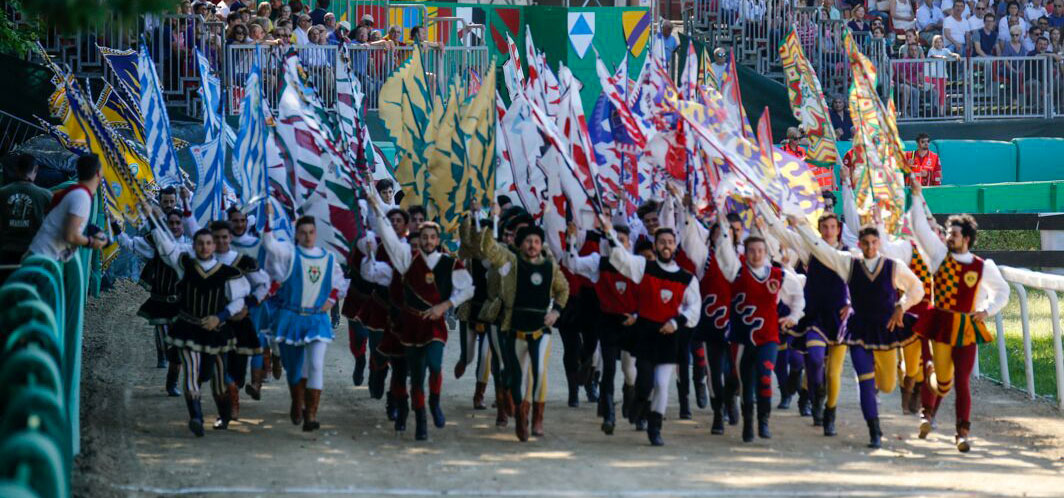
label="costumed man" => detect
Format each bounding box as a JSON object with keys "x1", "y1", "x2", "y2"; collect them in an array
[
  {"x1": 145, "y1": 204, "x2": 249, "y2": 437},
  {"x1": 211, "y1": 220, "x2": 269, "y2": 420},
  {"x1": 555, "y1": 214, "x2": 602, "y2": 408},
  {"x1": 793, "y1": 219, "x2": 926, "y2": 448},
  {"x1": 601, "y1": 214, "x2": 701, "y2": 447},
  {"x1": 366, "y1": 191, "x2": 474, "y2": 440},
  {"x1": 565, "y1": 222, "x2": 638, "y2": 435},
  {"x1": 227, "y1": 207, "x2": 280, "y2": 397},
  {"x1": 455, "y1": 217, "x2": 499, "y2": 412},
  {"x1": 263, "y1": 206, "x2": 347, "y2": 432},
  {"x1": 760, "y1": 202, "x2": 850, "y2": 436},
  {"x1": 115, "y1": 208, "x2": 188, "y2": 397},
  {"x1": 469, "y1": 217, "x2": 569, "y2": 442},
  {"x1": 910, "y1": 181, "x2": 1009, "y2": 452},
  {"x1": 717, "y1": 210, "x2": 804, "y2": 443}
]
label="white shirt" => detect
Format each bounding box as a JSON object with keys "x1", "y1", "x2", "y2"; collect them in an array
[
  {"x1": 999, "y1": 16, "x2": 1030, "y2": 41},
  {"x1": 606, "y1": 231, "x2": 702, "y2": 330},
  {"x1": 371, "y1": 208, "x2": 474, "y2": 308},
  {"x1": 117, "y1": 231, "x2": 191, "y2": 259},
  {"x1": 216, "y1": 249, "x2": 270, "y2": 303},
  {"x1": 262, "y1": 230, "x2": 348, "y2": 303},
  {"x1": 28, "y1": 187, "x2": 92, "y2": 262},
  {"x1": 910, "y1": 194, "x2": 1011, "y2": 316},
  {"x1": 795, "y1": 224, "x2": 925, "y2": 312},
  {"x1": 917, "y1": 4, "x2": 946, "y2": 29},
  {"x1": 967, "y1": 15, "x2": 985, "y2": 32},
  {"x1": 1025, "y1": 5, "x2": 1048, "y2": 22},
  {"x1": 943, "y1": 15, "x2": 971, "y2": 46}
]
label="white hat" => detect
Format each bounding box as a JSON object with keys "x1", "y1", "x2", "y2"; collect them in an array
[{"x1": 361, "y1": 14, "x2": 374, "y2": 24}]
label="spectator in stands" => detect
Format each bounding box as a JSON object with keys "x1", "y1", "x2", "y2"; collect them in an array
[
  {"x1": 1050, "y1": 26, "x2": 1062, "y2": 50},
  {"x1": 328, "y1": 21, "x2": 350, "y2": 45},
  {"x1": 323, "y1": 12, "x2": 336, "y2": 31},
  {"x1": 821, "y1": 0, "x2": 843, "y2": 20},
  {"x1": 1001, "y1": 24, "x2": 1028, "y2": 106},
  {"x1": 310, "y1": 0, "x2": 329, "y2": 26},
  {"x1": 973, "y1": 12, "x2": 1002, "y2": 55},
  {"x1": 227, "y1": 23, "x2": 249, "y2": 44},
  {"x1": 917, "y1": 0, "x2": 945, "y2": 41},
  {"x1": 891, "y1": 0, "x2": 919, "y2": 34},
  {"x1": 999, "y1": 2, "x2": 1030, "y2": 42},
  {"x1": 927, "y1": 35, "x2": 960, "y2": 113},
  {"x1": 906, "y1": 133, "x2": 942, "y2": 186},
  {"x1": 897, "y1": 28, "x2": 921, "y2": 56},
  {"x1": 277, "y1": 3, "x2": 292, "y2": 25},
  {"x1": 943, "y1": 0, "x2": 971, "y2": 53},
  {"x1": 849, "y1": 4, "x2": 872, "y2": 32},
  {"x1": 273, "y1": 20, "x2": 292, "y2": 46},
  {"x1": 179, "y1": 0, "x2": 193, "y2": 15},
  {"x1": 254, "y1": 3, "x2": 273, "y2": 32},
  {"x1": 871, "y1": 0, "x2": 892, "y2": 21},
  {"x1": 359, "y1": 14, "x2": 375, "y2": 30},
  {"x1": 409, "y1": 26, "x2": 440, "y2": 49},
  {"x1": 710, "y1": 48, "x2": 728, "y2": 86},
  {"x1": 1024, "y1": 26, "x2": 1043, "y2": 51},
  {"x1": 0, "y1": 155, "x2": 52, "y2": 282},
  {"x1": 28, "y1": 155, "x2": 107, "y2": 262},
  {"x1": 658, "y1": 20, "x2": 679, "y2": 62},
  {"x1": 226, "y1": 11, "x2": 243, "y2": 30},
  {"x1": 1027, "y1": 35, "x2": 1063, "y2": 109},
  {"x1": 967, "y1": 2, "x2": 990, "y2": 33},
  {"x1": 1027, "y1": 0, "x2": 1050, "y2": 23},
  {"x1": 269, "y1": 0, "x2": 282, "y2": 21},
  {"x1": 294, "y1": 14, "x2": 312, "y2": 44},
  {"x1": 193, "y1": 1, "x2": 209, "y2": 18},
  {"x1": 1051, "y1": 1, "x2": 1064, "y2": 28},
  {"x1": 384, "y1": 25, "x2": 404, "y2": 46},
  {"x1": 896, "y1": 42, "x2": 929, "y2": 117},
  {"x1": 289, "y1": 0, "x2": 306, "y2": 15}
]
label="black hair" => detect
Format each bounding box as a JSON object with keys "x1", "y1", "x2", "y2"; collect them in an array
[
  {"x1": 613, "y1": 225, "x2": 631, "y2": 236},
  {"x1": 505, "y1": 213, "x2": 533, "y2": 232},
  {"x1": 14, "y1": 154, "x2": 37, "y2": 178},
  {"x1": 947, "y1": 214, "x2": 979, "y2": 247},
  {"x1": 636, "y1": 200, "x2": 660, "y2": 220},
  {"x1": 375, "y1": 178, "x2": 394, "y2": 192},
  {"x1": 743, "y1": 235, "x2": 767, "y2": 249},
  {"x1": 408, "y1": 205, "x2": 427, "y2": 218},
  {"x1": 726, "y1": 212, "x2": 742, "y2": 224},
  {"x1": 818, "y1": 212, "x2": 840, "y2": 227},
  {"x1": 193, "y1": 228, "x2": 213, "y2": 241},
  {"x1": 159, "y1": 186, "x2": 178, "y2": 198},
  {"x1": 210, "y1": 220, "x2": 233, "y2": 234},
  {"x1": 296, "y1": 215, "x2": 316, "y2": 229},
  {"x1": 653, "y1": 227, "x2": 676, "y2": 241},
  {"x1": 76, "y1": 154, "x2": 101, "y2": 181},
  {"x1": 858, "y1": 224, "x2": 880, "y2": 239},
  {"x1": 515, "y1": 225, "x2": 544, "y2": 246},
  {"x1": 165, "y1": 209, "x2": 183, "y2": 221},
  {"x1": 385, "y1": 208, "x2": 410, "y2": 224},
  {"x1": 634, "y1": 238, "x2": 654, "y2": 254},
  {"x1": 822, "y1": 190, "x2": 837, "y2": 203},
  {"x1": 496, "y1": 195, "x2": 512, "y2": 207},
  {"x1": 478, "y1": 218, "x2": 495, "y2": 229},
  {"x1": 410, "y1": 26, "x2": 422, "y2": 39}
]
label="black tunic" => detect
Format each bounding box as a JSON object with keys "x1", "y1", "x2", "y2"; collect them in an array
[
  {"x1": 167, "y1": 255, "x2": 242, "y2": 354},
  {"x1": 510, "y1": 257, "x2": 556, "y2": 333},
  {"x1": 226, "y1": 254, "x2": 264, "y2": 355},
  {"x1": 137, "y1": 232, "x2": 182, "y2": 325}
]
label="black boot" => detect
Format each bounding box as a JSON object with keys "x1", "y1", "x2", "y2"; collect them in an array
[
  {"x1": 212, "y1": 393, "x2": 232, "y2": 430},
  {"x1": 823, "y1": 406, "x2": 837, "y2": 436},
  {"x1": 630, "y1": 399, "x2": 648, "y2": 431},
  {"x1": 693, "y1": 364, "x2": 709, "y2": 409},
  {"x1": 414, "y1": 408, "x2": 428, "y2": 441},
  {"x1": 797, "y1": 388, "x2": 811, "y2": 416},
  {"x1": 601, "y1": 393, "x2": 616, "y2": 435},
  {"x1": 567, "y1": 371, "x2": 580, "y2": 408},
  {"x1": 757, "y1": 399, "x2": 772, "y2": 439},
  {"x1": 394, "y1": 396, "x2": 409, "y2": 432},
  {"x1": 429, "y1": 393, "x2": 446, "y2": 428},
  {"x1": 185, "y1": 397, "x2": 205, "y2": 437},
  {"x1": 165, "y1": 364, "x2": 181, "y2": 397},
  {"x1": 710, "y1": 397, "x2": 725, "y2": 435},
  {"x1": 678, "y1": 392, "x2": 692, "y2": 420},
  {"x1": 867, "y1": 417, "x2": 882, "y2": 448},
  {"x1": 811, "y1": 390, "x2": 825, "y2": 427},
  {"x1": 726, "y1": 395, "x2": 740, "y2": 426},
  {"x1": 386, "y1": 392, "x2": 397, "y2": 421},
  {"x1": 646, "y1": 411, "x2": 665, "y2": 446},
  {"x1": 368, "y1": 366, "x2": 387, "y2": 399},
  {"x1": 585, "y1": 370, "x2": 600, "y2": 403},
  {"x1": 353, "y1": 355, "x2": 366, "y2": 386},
  {"x1": 741, "y1": 403, "x2": 755, "y2": 443},
  {"x1": 621, "y1": 385, "x2": 633, "y2": 420}
]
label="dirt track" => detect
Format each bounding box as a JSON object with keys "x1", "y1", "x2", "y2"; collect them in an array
[{"x1": 75, "y1": 280, "x2": 1064, "y2": 497}]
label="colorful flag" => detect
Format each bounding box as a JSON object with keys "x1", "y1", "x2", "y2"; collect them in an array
[
  {"x1": 622, "y1": 11, "x2": 651, "y2": 58},
  {"x1": 230, "y1": 59, "x2": 269, "y2": 226},
  {"x1": 95, "y1": 83, "x2": 145, "y2": 143},
  {"x1": 99, "y1": 46, "x2": 141, "y2": 112},
  {"x1": 461, "y1": 63, "x2": 497, "y2": 210},
  {"x1": 779, "y1": 28, "x2": 839, "y2": 169},
  {"x1": 138, "y1": 41, "x2": 182, "y2": 187},
  {"x1": 378, "y1": 45, "x2": 435, "y2": 207}
]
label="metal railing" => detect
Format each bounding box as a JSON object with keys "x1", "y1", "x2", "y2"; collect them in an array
[
  {"x1": 887, "y1": 56, "x2": 969, "y2": 122},
  {"x1": 0, "y1": 110, "x2": 48, "y2": 157},
  {"x1": 989, "y1": 266, "x2": 1064, "y2": 409}
]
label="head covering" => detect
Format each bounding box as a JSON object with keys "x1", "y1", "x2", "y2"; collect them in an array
[
  {"x1": 515, "y1": 225, "x2": 545, "y2": 247},
  {"x1": 361, "y1": 13, "x2": 374, "y2": 24},
  {"x1": 338, "y1": 21, "x2": 350, "y2": 30}
]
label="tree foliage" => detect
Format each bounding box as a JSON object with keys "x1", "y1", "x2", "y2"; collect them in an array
[{"x1": 1, "y1": 0, "x2": 181, "y2": 55}]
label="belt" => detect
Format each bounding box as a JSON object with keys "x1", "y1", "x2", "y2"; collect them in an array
[
  {"x1": 178, "y1": 312, "x2": 208, "y2": 324},
  {"x1": 151, "y1": 293, "x2": 180, "y2": 303},
  {"x1": 282, "y1": 305, "x2": 325, "y2": 316},
  {"x1": 513, "y1": 328, "x2": 548, "y2": 341}
]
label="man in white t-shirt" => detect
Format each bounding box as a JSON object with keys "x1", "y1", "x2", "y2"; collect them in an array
[
  {"x1": 28, "y1": 154, "x2": 106, "y2": 261},
  {"x1": 942, "y1": 0, "x2": 971, "y2": 52}
]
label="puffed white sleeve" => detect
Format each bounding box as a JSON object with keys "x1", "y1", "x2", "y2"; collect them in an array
[
  {"x1": 262, "y1": 230, "x2": 295, "y2": 282},
  {"x1": 246, "y1": 268, "x2": 271, "y2": 303},
  {"x1": 223, "y1": 276, "x2": 252, "y2": 319},
  {"x1": 880, "y1": 228, "x2": 914, "y2": 265},
  {"x1": 449, "y1": 267, "x2": 475, "y2": 307},
  {"x1": 566, "y1": 247, "x2": 601, "y2": 282},
  {"x1": 668, "y1": 276, "x2": 701, "y2": 330},
  {"x1": 892, "y1": 260, "x2": 925, "y2": 312},
  {"x1": 910, "y1": 194, "x2": 947, "y2": 271},
  {"x1": 607, "y1": 231, "x2": 647, "y2": 283},
  {"x1": 329, "y1": 254, "x2": 349, "y2": 302},
  {"x1": 779, "y1": 268, "x2": 805, "y2": 323},
  {"x1": 978, "y1": 259, "x2": 1010, "y2": 316},
  {"x1": 795, "y1": 224, "x2": 853, "y2": 281},
  {"x1": 373, "y1": 207, "x2": 412, "y2": 274},
  {"x1": 841, "y1": 185, "x2": 860, "y2": 242},
  {"x1": 118, "y1": 232, "x2": 156, "y2": 259},
  {"x1": 150, "y1": 228, "x2": 185, "y2": 276},
  {"x1": 757, "y1": 201, "x2": 808, "y2": 263},
  {"x1": 681, "y1": 211, "x2": 710, "y2": 279},
  {"x1": 360, "y1": 251, "x2": 393, "y2": 286},
  {"x1": 715, "y1": 212, "x2": 741, "y2": 282}
]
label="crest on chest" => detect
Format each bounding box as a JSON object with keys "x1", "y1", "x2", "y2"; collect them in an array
[
  {"x1": 307, "y1": 265, "x2": 322, "y2": 284},
  {"x1": 660, "y1": 289, "x2": 674, "y2": 303},
  {"x1": 529, "y1": 271, "x2": 544, "y2": 286},
  {"x1": 615, "y1": 281, "x2": 627, "y2": 294},
  {"x1": 767, "y1": 279, "x2": 781, "y2": 294}
]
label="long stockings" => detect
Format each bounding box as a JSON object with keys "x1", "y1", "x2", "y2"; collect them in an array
[
  {"x1": 226, "y1": 352, "x2": 249, "y2": 388},
  {"x1": 738, "y1": 342, "x2": 778, "y2": 409},
  {"x1": 620, "y1": 351, "x2": 636, "y2": 388},
  {"x1": 634, "y1": 359, "x2": 675, "y2": 415},
  {"x1": 706, "y1": 339, "x2": 730, "y2": 410},
  {"x1": 278, "y1": 341, "x2": 328, "y2": 388},
  {"x1": 597, "y1": 314, "x2": 625, "y2": 404},
  {"x1": 824, "y1": 345, "x2": 848, "y2": 409},
  {"x1": 348, "y1": 320, "x2": 369, "y2": 362},
  {"x1": 488, "y1": 326, "x2": 509, "y2": 392},
  {"x1": 803, "y1": 331, "x2": 828, "y2": 400},
  {"x1": 406, "y1": 342, "x2": 445, "y2": 410},
  {"x1": 510, "y1": 333, "x2": 551, "y2": 405},
  {"x1": 928, "y1": 341, "x2": 977, "y2": 423},
  {"x1": 774, "y1": 346, "x2": 804, "y2": 395},
  {"x1": 849, "y1": 346, "x2": 880, "y2": 421},
  {"x1": 179, "y1": 349, "x2": 226, "y2": 400}
]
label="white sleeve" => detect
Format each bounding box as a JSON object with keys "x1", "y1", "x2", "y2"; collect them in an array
[
  {"x1": 880, "y1": 231, "x2": 913, "y2": 265},
  {"x1": 910, "y1": 195, "x2": 947, "y2": 271},
  {"x1": 360, "y1": 252, "x2": 393, "y2": 286},
  {"x1": 978, "y1": 259, "x2": 1011, "y2": 316},
  {"x1": 891, "y1": 260, "x2": 925, "y2": 312},
  {"x1": 715, "y1": 212, "x2": 741, "y2": 282},
  {"x1": 118, "y1": 233, "x2": 156, "y2": 259},
  {"x1": 779, "y1": 268, "x2": 805, "y2": 323},
  {"x1": 449, "y1": 268, "x2": 475, "y2": 307},
  {"x1": 330, "y1": 255, "x2": 349, "y2": 302},
  {"x1": 841, "y1": 185, "x2": 860, "y2": 237},
  {"x1": 796, "y1": 224, "x2": 853, "y2": 281},
  {"x1": 246, "y1": 268, "x2": 270, "y2": 302},
  {"x1": 224, "y1": 276, "x2": 252, "y2": 317},
  {"x1": 373, "y1": 208, "x2": 412, "y2": 274},
  {"x1": 182, "y1": 210, "x2": 201, "y2": 237},
  {"x1": 607, "y1": 232, "x2": 647, "y2": 283},
  {"x1": 758, "y1": 201, "x2": 808, "y2": 263},
  {"x1": 680, "y1": 211, "x2": 709, "y2": 279},
  {"x1": 566, "y1": 248, "x2": 601, "y2": 282},
  {"x1": 150, "y1": 228, "x2": 185, "y2": 276},
  {"x1": 667, "y1": 276, "x2": 702, "y2": 330},
  {"x1": 262, "y1": 230, "x2": 295, "y2": 282}
]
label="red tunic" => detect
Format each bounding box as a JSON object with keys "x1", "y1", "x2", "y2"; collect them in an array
[
  {"x1": 906, "y1": 150, "x2": 942, "y2": 186},
  {"x1": 398, "y1": 253, "x2": 462, "y2": 346},
  {"x1": 634, "y1": 261, "x2": 693, "y2": 325},
  {"x1": 914, "y1": 254, "x2": 993, "y2": 346},
  {"x1": 357, "y1": 240, "x2": 390, "y2": 332},
  {"x1": 699, "y1": 255, "x2": 732, "y2": 335},
  {"x1": 730, "y1": 265, "x2": 783, "y2": 346},
  {"x1": 341, "y1": 245, "x2": 371, "y2": 320},
  {"x1": 595, "y1": 259, "x2": 638, "y2": 316}
]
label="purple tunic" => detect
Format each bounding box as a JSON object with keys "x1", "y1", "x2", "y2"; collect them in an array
[
  {"x1": 844, "y1": 257, "x2": 915, "y2": 350},
  {"x1": 792, "y1": 247, "x2": 850, "y2": 347}
]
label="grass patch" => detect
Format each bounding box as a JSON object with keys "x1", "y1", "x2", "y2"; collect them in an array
[
  {"x1": 977, "y1": 230, "x2": 1041, "y2": 251},
  {"x1": 978, "y1": 288, "x2": 1061, "y2": 400}
]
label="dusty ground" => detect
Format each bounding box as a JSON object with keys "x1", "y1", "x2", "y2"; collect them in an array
[{"x1": 75, "y1": 280, "x2": 1064, "y2": 497}]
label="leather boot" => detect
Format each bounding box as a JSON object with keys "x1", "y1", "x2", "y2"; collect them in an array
[
  {"x1": 778, "y1": 369, "x2": 801, "y2": 409},
  {"x1": 303, "y1": 388, "x2": 322, "y2": 432},
  {"x1": 811, "y1": 390, "x2": 825, "y2": 427},
  {"x1": 585, "y1": 370, "x2": 600, "y2": 403},
  {"x1": 628, "y1": 397, "x2": 646, "y2": 427},
  {"x1": 741, "y1": 403, "x2": 755, "y2": 443},
  {"x1": 394, "y1": 395, "x2": 409, "y2": 432},
  {"x1": 919, "y1": 403, "x2": 938, "y2": 439},
  {"x1": 601, "y1": 393, "x2": 616, "y2": 435},
  {"x1": 262, "y1": 353, "x2": 272, "y2": 381},
  {"x1": 386, "y1": 391, "x2": 397, "y2": 421},
  {"x1": 494, "y1": 383, "x2": 508, "y2": 427},
  {"x1": 908, "y1": 381, "x2": 924, "y2": 415},
  {"x1": 289, "y1": 379, "x2": 306, "y2": 425},
  {"x1": 186, "y1": 397, "x2": 205, "y2": 437},
  {"x1": 646, "y1": 411, "x2": 665, "y2": 446},
  {"x1": 678, "y1": 392, "x2": 692, "y2": 420},
  {"x1": 473, "y1": 382, "x2": 487, "y2": 410},
  {"x1": 227, "y1": 382, "x2": 240, "y2": 420},
  {"x1": 621, "y1": 385, "x2": 633, "y2": 420},
  {"x1": 726, "y1": 395, "x2": 740, "y2": 426},
  {"x1": 694, "y1": 364, "x2": 709, "y2": 409},
  {"x1": 165, "y1": 362, "x2": 182, "y2": 397},
  {"x1": 515, "y1": 400, "x2": 531, "y2": 442},
  {"x1": 212, "y1": 393, "x2": 232, "y2": 430},
  {"x1": 757, "y1": 399, "x2": 772, "y2": 439},
  {"x1": 823, "y1": 406, "x2": 837, "y2": 436},
  {"x1": 353, "y1": 355, "x2": 366, "y2": 386},
  {"x1": 368, "y1": 366, "x2": 386, "y2": 399},
  {"x1": 797, "y1": 387, "x2": 811, "y2": 416},
  {"x1": 502, "y1": 388, "x2": 515, "y2": 418},
  {"x1": 567, "y1": 371, "x2": 580, "y2": 407},
  {"x1": 245, "y1": 368, "x2": 265, "y2": 400},
  {"x1": 531, "y1": 401, "x2": 545, "y2": 437},
  {"x1": 271, "y1": 353, "x2": 282, "y2": 380},
  {"x1": 900, "y1": 376, "x2": 915, "y2": 414},
  {"x1": 955, "y1": 421, "x2": 971, "y2": 452},
  {"x1": 867, "y1": 417, "x2": 882, "y2": 448},
  {"x1": 429, "y1": 393, "x2": 446, "y2": 428},
  {"x1": 710, "y1": 397, "x2": 724, "y2": 435},
  {"x1": 414, "y1": 408, "x2": 429, "y2": 441},
  {"x1": 454, "y1": 358, "x2": 467, "y2": 379}
]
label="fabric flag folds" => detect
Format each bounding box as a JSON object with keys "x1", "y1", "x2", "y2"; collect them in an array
[
  {"x1": 779, "y1": 28, "x2": 839, "y2": 170},
  {"x1": 378, "y1": 45, "x2": 435, "y2": 208},
  {"x1": 189, "y1": 49, "x2": 227, "y2": 227},
  {"x1": 138, "y1": 42, "x2": 182, "y2": 187}
]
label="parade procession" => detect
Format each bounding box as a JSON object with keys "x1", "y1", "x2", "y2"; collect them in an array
[{"x1": 4, "y1": 0, "x2": 1064, "y2": 496}]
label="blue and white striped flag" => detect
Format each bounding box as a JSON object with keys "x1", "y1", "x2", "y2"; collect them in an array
[
  {"x1": 189, "y1": 48, "x2": 226, "y2": 226},
  {"x1": 232, "y1": 60, "x2": 269, "y2": 229},
  {"x1": 138, "y1": 41, "x2": 182, "y2": 187}
]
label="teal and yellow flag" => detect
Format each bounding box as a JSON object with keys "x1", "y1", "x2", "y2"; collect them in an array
[
  {"x1": 378, "y1": 45, "x2": 435, "y2": 208},
  {"x1": 779, "y1": 28, "x2": 838, "y2": 169}
]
